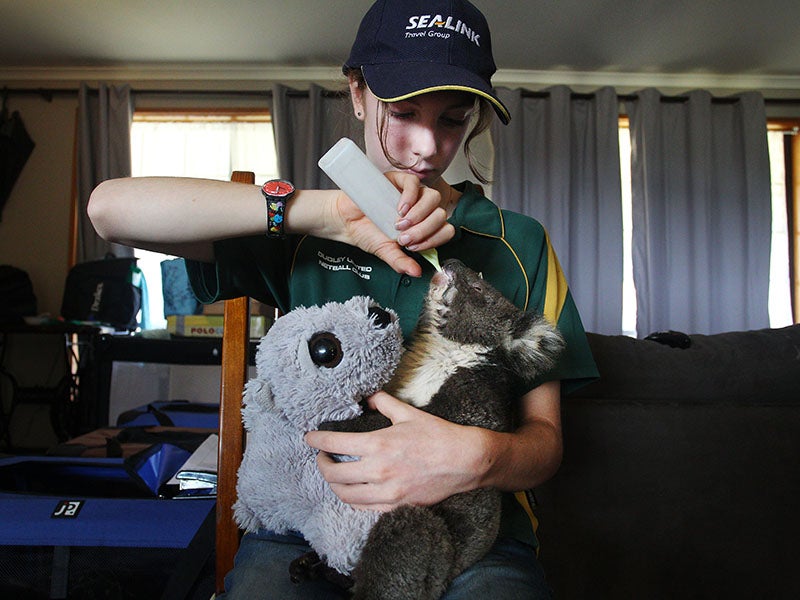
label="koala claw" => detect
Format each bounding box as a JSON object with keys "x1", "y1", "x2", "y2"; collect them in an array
[{"x1": 289, "y1": 551, "x2": 354, "y2": 592}]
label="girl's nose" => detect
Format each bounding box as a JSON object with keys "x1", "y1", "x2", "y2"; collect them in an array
[{"x1": 411, "y1": 125, "x2": 438, "y2": 161}]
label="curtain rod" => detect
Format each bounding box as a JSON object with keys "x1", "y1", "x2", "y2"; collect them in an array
[
  {"x1": 3, "y1": 86, "x2": 800, "y2": 105},
  {"x1": 0, "y1": 86, "x2": 345, "y2": 101},
  {"x1": 520, "y1": 90, "x2": 800, "y2": 105}
]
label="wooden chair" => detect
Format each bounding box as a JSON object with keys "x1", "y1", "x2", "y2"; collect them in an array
[{"x1": 215, "y1": 171, "x2": 254, "y2": 593}]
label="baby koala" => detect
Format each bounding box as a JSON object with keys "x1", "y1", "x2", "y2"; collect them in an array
[{"x1": 322, "y1": 258, "x2": 565, "y2": 600}]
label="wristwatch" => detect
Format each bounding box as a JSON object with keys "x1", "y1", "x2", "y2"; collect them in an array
[{"x1": 261, "y1": 179, "x2": 295, "y2": 238}]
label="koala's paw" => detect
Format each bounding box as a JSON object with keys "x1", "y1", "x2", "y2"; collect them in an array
[
  {"x1": 319, "y1": 410, "x2": 392, "y2": 433},
  {"x1": 289, "y1": 551, "x2": 354, "y2": 591}
]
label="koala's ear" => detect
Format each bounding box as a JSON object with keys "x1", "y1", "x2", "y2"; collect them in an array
[{"x1": 503, "y1": 316, "x2": 565, "y2": 378}]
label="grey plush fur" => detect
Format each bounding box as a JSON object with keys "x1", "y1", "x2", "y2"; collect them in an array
[
  {"x1": 322, "y1": 259, "x2": 565, "y2": 600},
  {"x1": 233, "y1": 295, "x2": 404, "y2": 575}
]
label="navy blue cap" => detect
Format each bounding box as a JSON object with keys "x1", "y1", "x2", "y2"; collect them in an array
[{"x1": 344, "y1": 0, "x2": 510, "y2": 124}]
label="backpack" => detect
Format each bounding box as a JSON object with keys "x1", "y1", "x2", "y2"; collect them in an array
[{"x1": 60, "y1": 255, "x2": 145, "y2": 331}]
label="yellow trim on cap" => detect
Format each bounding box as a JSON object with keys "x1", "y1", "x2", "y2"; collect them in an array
[{"x1": 373, "y1": 85, "x2": 511, "y2": 123}]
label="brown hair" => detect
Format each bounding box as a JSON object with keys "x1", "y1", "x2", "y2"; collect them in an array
[{"x1": 345, "y1": 67, "x2": 492, "y2": 184}]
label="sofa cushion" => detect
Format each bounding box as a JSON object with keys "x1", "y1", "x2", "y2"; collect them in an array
[
  {"x1": 537, "y1": 324, "x2": 800, "y2": 598},
  {"x1": 572, "y1": 324, "x2": 800, "y2": 404}
]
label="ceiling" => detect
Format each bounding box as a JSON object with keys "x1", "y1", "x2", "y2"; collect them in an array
[{"x1": 1, "y1": 0, "x2": 799, "y2": 92}]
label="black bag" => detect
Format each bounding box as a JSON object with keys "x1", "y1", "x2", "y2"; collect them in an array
[
  {"x1": 1, "y1": 105, "x2": 36, "y2": 220},
  {"x1": 0, "y1": 264, "x2": 37, "y2": 323},
  {"x1": 61, "y1": 255, "x2": 143, "y2": 331}
]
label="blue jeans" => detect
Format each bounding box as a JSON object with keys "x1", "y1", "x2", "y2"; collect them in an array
[{"x1": 218, "y1": 529, "x2": 553, "y2": 599}]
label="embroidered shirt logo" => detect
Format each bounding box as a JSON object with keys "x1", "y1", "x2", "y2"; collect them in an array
[
  {"x1": 90, "y1": 282, "x2": 104, "y2": 312},
  {"x1": 52, "y1": 500, "x2": 84, "y2": 519},
  {"x1": 317, "y1": 251, "x2": 373, "y2": 280},
  {"x1": 405, "y1": 14, "x2": 481, "y2": 46}
]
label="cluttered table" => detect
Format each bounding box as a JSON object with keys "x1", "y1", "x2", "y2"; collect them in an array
[{"x1": 0, "y1": 321, "x2": 256, "y2": 449}]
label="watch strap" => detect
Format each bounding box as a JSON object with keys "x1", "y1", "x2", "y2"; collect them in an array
[
  {"x1": 266, "y1": 197, "x2": 287, "y2": 237},
  {"x1": 261, "y1": 179, "x2": 295, "y2": 238}
]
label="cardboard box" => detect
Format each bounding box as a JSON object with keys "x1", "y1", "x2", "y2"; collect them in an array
[
  {"x1": 200, "y1": 298, "x2": 275, "y2": 316},
  {"x1": 166, "y1": 315, "x2": 270, "y2": 339}
]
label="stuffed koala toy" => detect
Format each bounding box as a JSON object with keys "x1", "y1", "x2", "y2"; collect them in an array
[
  {"x1": 321, "y1": 258, "x2": 565, "y2": 600},
  {"x1": 233, "y1": 295, "x2": 404, "y2": 575}
]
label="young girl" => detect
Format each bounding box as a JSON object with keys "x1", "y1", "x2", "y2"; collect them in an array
[{"x1": 89, "y1": 1, "x2": 597, "y2": 598}]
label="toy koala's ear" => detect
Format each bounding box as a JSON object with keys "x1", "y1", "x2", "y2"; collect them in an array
[
  {"x1": 243, "y1": 377, "x2": 276, "y2": 410},
  {"x1": 504, "y1": 315, "x2": 565, "y2": 378}
]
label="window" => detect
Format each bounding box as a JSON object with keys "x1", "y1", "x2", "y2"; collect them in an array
[
  {"x1": 617, "y1": 121, "x2": 795, "y2": 336},
  {"x1": 618, "y1": 125, "x2": 637, "y2": 337},
  {"x1": 766, "y1": 126, "x2": 795, "y2": 328},
  {"x1": 130, "y1": 111, "x2": 278, "y2": 329}
]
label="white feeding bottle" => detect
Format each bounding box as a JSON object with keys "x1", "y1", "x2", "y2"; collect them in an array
[{"x1": 318, "y1": 137, "x2": 441, "y2": 272}]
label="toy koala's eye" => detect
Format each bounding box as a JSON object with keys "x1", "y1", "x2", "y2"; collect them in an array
[{"x1": 308, "y1": 332, "x2": 343, "y2": 368}]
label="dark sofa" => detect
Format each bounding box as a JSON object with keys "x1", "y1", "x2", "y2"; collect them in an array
[{"x1": 535, "y1": 325, "x2": 800, "y2": 599}]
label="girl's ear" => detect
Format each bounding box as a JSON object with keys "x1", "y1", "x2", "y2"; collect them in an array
[{"x1": 348, "y1": 76, "x2": 366, "y2": 121}]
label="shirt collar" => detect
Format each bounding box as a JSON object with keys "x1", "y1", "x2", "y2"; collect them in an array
[{"x1": 449, "y1": 181, "x2": 505, "y2": 240}]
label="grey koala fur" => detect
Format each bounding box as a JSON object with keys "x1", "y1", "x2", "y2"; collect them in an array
[
  {"x1": 233, "y1": 295, "x2": 404, "y2": 576},
  {"x1": 321, "y1": 258, "x2": 565, "y2": 600}
]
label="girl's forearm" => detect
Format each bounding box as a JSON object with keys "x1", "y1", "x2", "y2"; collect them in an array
[
  {"x1": 475, "y1": 381, "x2": 563, "y2": 492},
  {"x1": 88, "y1": 177, "x2": 336, "y2": 261}
]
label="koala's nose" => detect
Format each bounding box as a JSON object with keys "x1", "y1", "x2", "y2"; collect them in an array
[{"x1": 368, "y1": 306, "x2": 392, "y2": 329}]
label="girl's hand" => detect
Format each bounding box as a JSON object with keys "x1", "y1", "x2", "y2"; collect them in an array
[
  {"x1": 304, "y1": 391, "x2": 485, "y2": 512},
  {"x1": 325, "y1": 172, "x2": 455, "y2": 277}
]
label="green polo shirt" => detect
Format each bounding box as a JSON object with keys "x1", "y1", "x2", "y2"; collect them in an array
[{"x1": 186, "y1": 181, "x2": 598, "y2": 548}]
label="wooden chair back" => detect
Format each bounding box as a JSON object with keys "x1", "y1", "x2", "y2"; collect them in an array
[{"x1": 215, "y1": 170, "x2": 254, "y2": 593}]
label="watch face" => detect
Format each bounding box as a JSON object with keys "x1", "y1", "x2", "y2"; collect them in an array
[{"x1": 262, "y1": 179, "x2": 295, "y2": 198}]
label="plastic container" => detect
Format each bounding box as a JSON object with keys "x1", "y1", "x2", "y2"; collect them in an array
[{"x1": 318, "y1": 138, "x2": 441, "y2": 271}]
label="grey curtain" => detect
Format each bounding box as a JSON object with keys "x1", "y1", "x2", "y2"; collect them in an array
[
  {"x1": 271, "y1": 84, "x2": 361, "y2": 189},
  {"x1": 76, "y1": 83, "x2": 134, "y2": 262},
  {"x1": 491, "y1": 86, "x2": 623, "y2": 335},
  {"x1": 625, "y1": 89, "x2": 771, "y2": 335}
]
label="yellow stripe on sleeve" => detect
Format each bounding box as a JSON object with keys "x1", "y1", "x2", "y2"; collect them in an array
[{"x1": 542, "y1": 230, "x2": 569, "y2": 325}]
